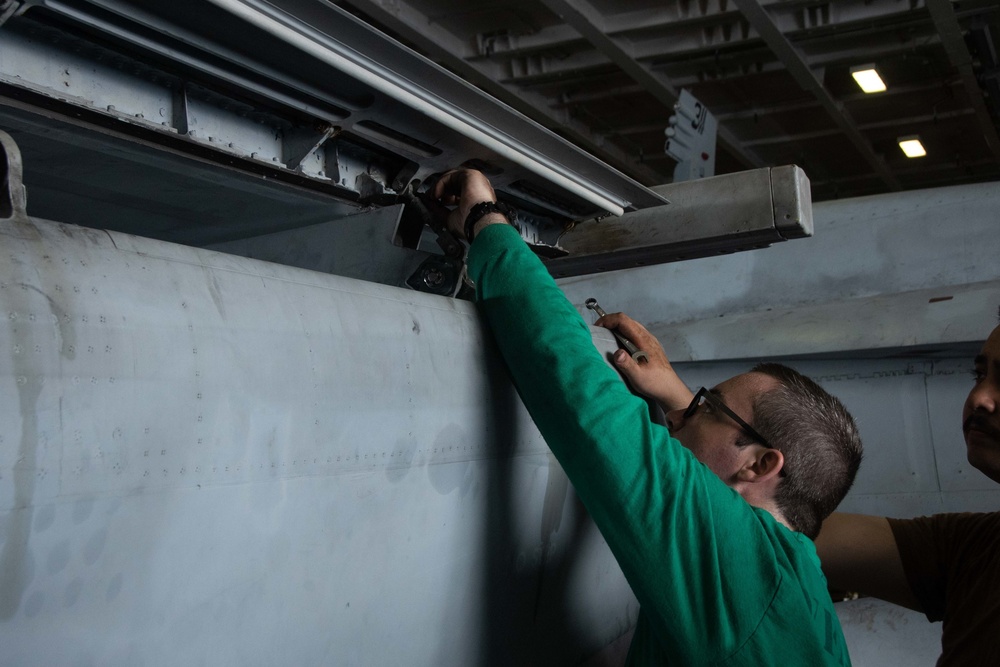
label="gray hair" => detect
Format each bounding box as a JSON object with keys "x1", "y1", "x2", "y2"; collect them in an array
[{"x1": 746, "y1": 363, "x2": 863, "y2": 539}]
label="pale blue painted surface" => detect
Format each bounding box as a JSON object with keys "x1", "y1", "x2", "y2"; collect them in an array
[{"x1": 0, "y1": 215, "x2": 637, "y2": 665}]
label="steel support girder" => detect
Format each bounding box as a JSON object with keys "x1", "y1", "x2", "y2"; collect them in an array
[
  {"x1": 539, "y1": 0, "x2": 765, "y2": 171},
  {"x1": 204, "y1": 0, "x2": 652, "y2": 214},
  {"x1": 338, "y1": 0, "x2": 667, "y2": 185},
  {"x1": 7, "y1": 0, "x2": 666, "y2": 216},
  {"x1": 469, "y1": 2, "x2": 749, "y2": 58},
  {"x1": 730, "y1": 0, "x2": 901, "y2": 190},
  {"x1": 548, "y1": 35, "x2": 944, "y2": 113},
  {"x1": 711, "y1": 80, "x2": 965, "y2": 123},
  {"x1": 481, "y1": 0, "x2": 928, "y2": 61},
  {"x1": 501, "y1": 30, "x2": 941, "y2": 95},
  {"x1": 926, "y1": 0, "x2": 1000, "y2": 161},
  {"x1": 741, "y1": 109, "x2": 976, "y2": 148}
]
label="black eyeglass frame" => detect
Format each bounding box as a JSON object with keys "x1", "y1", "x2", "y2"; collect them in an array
[{"x1": 683, "y1": 387, "x2": 772, "y2": 449}]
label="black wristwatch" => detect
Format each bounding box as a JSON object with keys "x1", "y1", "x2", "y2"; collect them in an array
[{"x1": 464, "y1": 200, "x2": 516, "y2": 243}]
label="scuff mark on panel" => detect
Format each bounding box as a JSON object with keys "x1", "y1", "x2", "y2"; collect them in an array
[{"x1": 0, "y1": 316, "x2": 42, "y2": 619}]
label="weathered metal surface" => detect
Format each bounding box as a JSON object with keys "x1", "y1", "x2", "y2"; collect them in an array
[
  {"x1": 0, "y1": 127, "x2": 27, "y2": 222},
  {"x1": 0, "y1": 208, "x2": 637, "y2": 664},
  {"x1": 559, "y1": 179, "x2": 1000, "y2": 360},
  {"x1": 548, "y1": 166, "x2": 811, "y2": 278},
  {"x1": 206, "y1": 203, "x2": 430, "y2": 288},
  {"x1": 0, "y1": 0, "x2": 666, "y2": 224},
  {"x1": 768, "y1": 165, "x2": 812, "y2": 239}
]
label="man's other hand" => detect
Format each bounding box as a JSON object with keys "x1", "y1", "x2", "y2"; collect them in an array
[{"x1": 595, "y1": 312, "x2": 694, "y2": 412}]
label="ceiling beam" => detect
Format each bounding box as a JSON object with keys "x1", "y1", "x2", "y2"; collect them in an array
[
  {"x1": 741, "y1": 109, "x2": 977, "y2": 147},
  {"x1": 553, "y1": 83, "x2": 646, "y2": 106},
  {"x1": 925, "y1": 0, "x2": 1000, "y2": 161},
  {"x1": 710, "y1": 80, "x2": 963, "y2": 120},
  {"x1": 505, "y1": 36, "x2": 940, "y2": 93},
  {"x1": 730, "y1": 0, "x2": 901, "y2": 189},
  {"x1": 466, "y1": 1, "x2": 753, "y2": 61},
  {"x1": 539, "y1": 0, "x2": 765, "y2": 170},
  {"x1": 478, "y1": 0, "x2": 927, "y2": 61},
  {"x1": 617, "y1": 106, "x2": 976, "y2": 147},
  {"x1": 338, "y1": 0, "x2": 666, "y2": 184},
  {"x1": 544, "y1": 75, "x2": 967, "y2": 150},
  {"x1": 715, "y1": 99, "x2": 821, "y2": 122}
]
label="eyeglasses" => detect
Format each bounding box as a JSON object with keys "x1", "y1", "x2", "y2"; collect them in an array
[{"x1": 683, "y1": 387, "x2": 772, "y2": 449}]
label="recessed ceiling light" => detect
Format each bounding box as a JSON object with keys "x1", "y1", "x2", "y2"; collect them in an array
[
  {"x1": 850, "y1": 65, "x2": 886, "y2": 93},
  {"x1": 898, "y1": 135, "x2": 927, "y2": 158}
]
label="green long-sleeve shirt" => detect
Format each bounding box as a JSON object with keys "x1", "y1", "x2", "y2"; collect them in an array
[{"x1": 468, "y1": 223, "x2": 850, "y2": 666}]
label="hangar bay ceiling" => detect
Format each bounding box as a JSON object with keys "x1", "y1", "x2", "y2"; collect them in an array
[
  {"x1": 337, "y1": 0, "x2": 1000, "y2": 201},
  {"x1": 1, "y1": 0, "x2": 995, "y2": 289}
]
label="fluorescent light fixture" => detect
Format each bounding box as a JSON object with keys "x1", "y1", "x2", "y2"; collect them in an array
[
  {"x1": 898, "y1": 135, "x2": 926, "y2": 158},
  {"x1": 850, "y1": 65, "x2": 886, "y2": 93}
]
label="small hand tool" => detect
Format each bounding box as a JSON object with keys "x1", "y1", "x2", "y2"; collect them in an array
[{"x1": 585, "y1": 298, "x2": 649, "y2": 363}]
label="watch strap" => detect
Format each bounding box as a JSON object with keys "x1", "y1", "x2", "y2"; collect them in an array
[{"x1": 464, "y1": 200, "x2": 515, "y2": 243}]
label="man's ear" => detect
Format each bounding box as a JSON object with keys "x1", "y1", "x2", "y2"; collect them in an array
[{"x1": 737, "y1": 447, "x2": 784, "y2": 484}]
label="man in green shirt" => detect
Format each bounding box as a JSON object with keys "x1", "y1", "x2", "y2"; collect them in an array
[{"x1": 433, "y1": 169, "x2": 863, "y2": 665}]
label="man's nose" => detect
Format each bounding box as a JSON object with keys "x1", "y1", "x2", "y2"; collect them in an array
[{"x1": 967, "y1": 380, "x2": 998, "y2": 414}]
